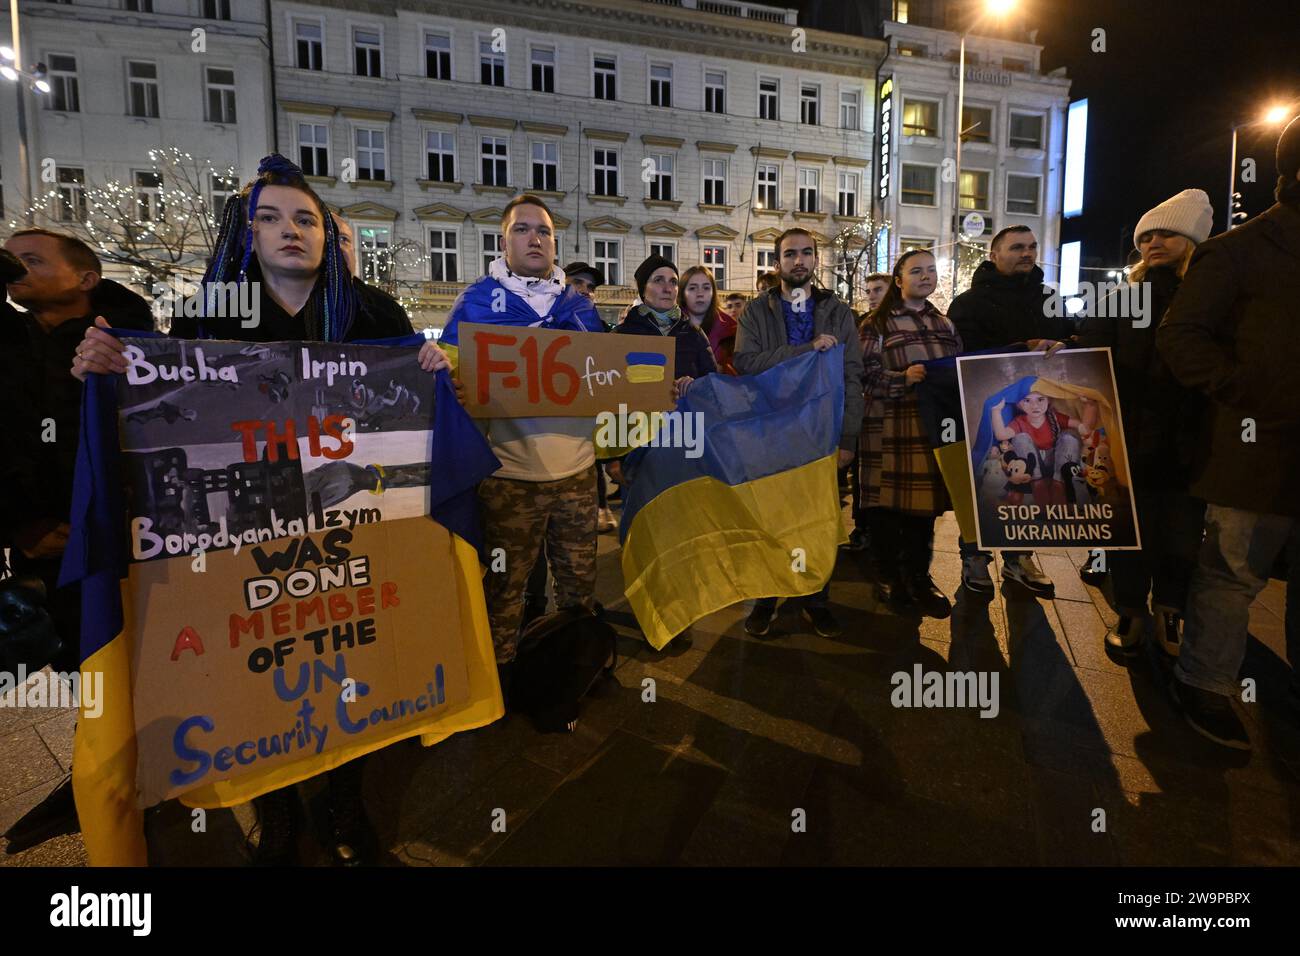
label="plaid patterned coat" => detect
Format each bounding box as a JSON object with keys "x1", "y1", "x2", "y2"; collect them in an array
[{"x1": 860, "y1": 303, "x2": 963, "y2": 515}]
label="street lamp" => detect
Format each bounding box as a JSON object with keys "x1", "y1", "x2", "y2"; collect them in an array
[
  {"x1": 1227, "y1": 103, "x2": 1294, "y2": 230},
  {"x1": 3, "y1": 4, "x2": 46, "y2": 226},
  {"x1": 951, "y1": 0, "x2": 1018, "y2": 295}
]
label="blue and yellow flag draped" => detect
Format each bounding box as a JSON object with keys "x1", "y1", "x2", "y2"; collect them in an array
[
  {"x1": 437, "y1": 277, "x2": 603, "y2": 369},
  {"x1": 60, "y1": 332, "x2": 503, "y2": 866},
  {"x1": 618, "y1": 348, "x2": 847, "y2": 649}
]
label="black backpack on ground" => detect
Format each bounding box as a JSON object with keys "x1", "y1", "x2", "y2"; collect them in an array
[{"x1": 506, "y1": 605, "x2": 617, "y2": 733}]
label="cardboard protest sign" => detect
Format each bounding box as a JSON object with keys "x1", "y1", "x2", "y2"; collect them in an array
[
  {"x1": 957, "y1": 348, "x2": 1140, "y2": 551},
  {"x1": 456, "y1": 322, "x2": 675, "y2": 418},
  {"x1": 115, "y1": 337, "x2": 494, "y2": 806}
]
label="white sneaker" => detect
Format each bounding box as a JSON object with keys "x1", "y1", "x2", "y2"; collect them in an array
[
  {"x1": 1151, "y1": 605, "x2": 1183, "y2": 657},
  {"x1": 598, "y1": 507, "x2": 617, "y2": 532},
  {"x1": 961, "y1": 553, "x2": 995, "y2": 594},
  {"x1": 1104, "y1": 614, "x2": 1146, "y2": 657},
  {"x1": 1001, "y1": 553, "x2": 1055, "y2": 596}
]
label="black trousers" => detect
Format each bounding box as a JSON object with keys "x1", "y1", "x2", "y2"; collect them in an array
[
  {"x1": 1108, "y1": 460, "x2": 1206, "y2": 614},
  {"x1": 865, "y1": 507, "x2": 935, "y2": 580}
]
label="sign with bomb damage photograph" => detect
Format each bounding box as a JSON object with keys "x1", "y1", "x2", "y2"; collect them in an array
[
  {"x1": 957, "y1": 347, "x2": 1141, "y2": 552},
  {"x1": 116, "y1": 337, "x2": 476, "y2": 807}
]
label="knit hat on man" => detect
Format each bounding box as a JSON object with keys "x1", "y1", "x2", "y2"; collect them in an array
[
  {"x1": 1133, "y1": 189, "x2": 1214, "y2": 249},
  {"x1": 634, "y1": 254, "x2": 678, "y2": 297}
]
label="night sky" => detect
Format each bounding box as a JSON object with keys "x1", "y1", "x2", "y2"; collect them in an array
[{"x1": 800, "y1": 0, "x2": 1300, "y2": 269}]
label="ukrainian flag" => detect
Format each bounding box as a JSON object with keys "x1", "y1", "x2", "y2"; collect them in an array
[
  {"x1": 60, "y1": 332, "x2": 503, "y2": 866},
  {"x1": 619, "y1": 348, "x2": 846, "y2": 649},
  {"x1": 624, "y1": 351, "x2": 667, "y2": 384}
]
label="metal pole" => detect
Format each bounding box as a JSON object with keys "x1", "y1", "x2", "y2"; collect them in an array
[
  {"x1": 10, "y1": 0, "x2": 34, "y2": 225},
  {"x1": 952, "y1": 32, "x2": 966, "y2": 297},
  {"x1": 1226, "y1": 124, "x2": 1238, "y2": 232}
]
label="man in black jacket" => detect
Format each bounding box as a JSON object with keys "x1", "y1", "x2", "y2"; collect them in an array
[
  {"x1": 947, "y1": 226, "x2": 1071, "y2": 598},
  {"x1": 1155, "y1": 117, "x2": 1300, "y2": 751},
  {"x1": 0, "y1": 228, "x2": 155, "y2": 854}
]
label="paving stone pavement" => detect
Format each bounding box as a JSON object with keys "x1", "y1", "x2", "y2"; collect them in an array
[{"x1": 3, "y1": 508, "x2": 1298, "y2": 867}]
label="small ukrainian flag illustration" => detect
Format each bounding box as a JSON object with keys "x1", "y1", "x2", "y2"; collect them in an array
[{"x1": 625, "y1": 351, "x2": 668, "y2": 383}]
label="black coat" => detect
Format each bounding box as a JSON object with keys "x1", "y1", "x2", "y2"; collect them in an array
[
  {"x1": 0, "y1": 278, "x2": 154, "y2": 565},
  {"x1": 1078, "y1": 265, "x2": 1205, "y2": 474},
  {"x1": 948, "y1": 261, "x2": 1072, "y2": 353},
  {"x1": 1157, "y1": 201, "x2": 1300, "y2": 515},
  {"x1": 170, "y1": 276, "x2": 413, "y2": 341},
  {"x1": 615, "y1": 306, "x2": 717, "y2": 381}
]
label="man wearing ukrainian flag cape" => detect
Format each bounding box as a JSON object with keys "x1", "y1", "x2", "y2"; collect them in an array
[{"x1": 438, "y1": 195, "x2": 606, "y2": 688}]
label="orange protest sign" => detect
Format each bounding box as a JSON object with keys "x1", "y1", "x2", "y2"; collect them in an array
[{"x1": 456, "y1": 322, "x2": 676, "y2": 418}]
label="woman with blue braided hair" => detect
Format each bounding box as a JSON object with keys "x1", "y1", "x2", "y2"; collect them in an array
[{"x1": 70, "y1": 155, "x2": 455, "y2": 866}]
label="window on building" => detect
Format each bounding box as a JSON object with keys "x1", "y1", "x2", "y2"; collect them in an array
[
  {"x1": 134, "y1": 170, "x2": 163, "y2": 221},
  {"x1": 902, "y1": 98, "x2": 938, "y2": 137},
  {"x1": 901, "y1": 164, "x2": 937, "y2": 205},
  {"x1": 649, "y1": 63, "x2": 672, "y2": 108},
  {"x1": 47, "y1": 54, "x2": 79, "y2": 112},
  {"x1": 127, "y1": 61, "x2": 159, "y2": 118},
  {"x1": 426, "y1": 130, "x2": 455, "y2": 182},
  {"x1": 900, "y1": 236, "x2": 934, "y2": 253},
  {"x1": 593, "y1": 238, "x2": 620, "y2": 286},
  {"x1": 648, "y1": 153, "x2": 673, "y2": 201},
  {"x1": 1009, "y1": 111, "x2": 1044, "y2": 149},
  {"x1": 359, "y1": 226, "x2": 391, "y2": 284},
  {"x1": 797, "y1": 168, "x2": 819, "y2": 213},
  {"x1": 1003, "y1": 56, "x2": 1031, "y2": 72},
  {"x1": 648, "y1": 241, "x2": 676, "y2": 262},
  {"x1": 479, "y1": 38, "x2": 504, "y2": 87},
  {"x1": 481, "y1": 136, "x2": 508, "y2": 186},
  {"x1": 800, "y1": 84, "x2": 819, "y2": 125},
  {"x1": 125, "y1": 0, "x2": 153, "y2": 12},
  {"x1": 837, "y1": 171, "x2": 860, "y2": 217},
  {"x1": 593, "y1": 56, "x2": 616, "y2": 100},
  {"x1": 298, "y1": 122, "x2": 329, "y2": 176},
  {"x1": 892, "y1": 0, "x2": 909, "y2": 22},
  {"x1": 758, "y1": 76, "x2": 778, "y2": 120},
  {"x1": 354, "y1": 29, "x2": 381, "y2": 77},
  {"x1": 531, "y1": 46, "x2": 555, "y2": 93},
  {"x1": 702, "y1": 245, "x2": 727, "y2": 289},
  {"x1": 961, "y1": 105, "x2": 993, "y2": 144},
  {"x1": 55, "y1": 166, "x2": 85, "y2": 222},
  {"x1": 704, "y1": 71, "x2": 725, "y2": 114},
  {"x1": 355, "y1": 128, "x2": 387, "y2": 181},
  {"x1": 960, "y1": 169, "x2": 990, "y2": 210},
  {"x1": 210, "y1": 172, "x2": 237, "y2": 220},
  {"x1": 425, "y1": 33, "x2": 451, "y2": 80},
  {"x1": 1006, "y1": 173, "x2": 1041, "y2": 215},
  {"x1": 475, "y1": 232, "x2": 500, "y2": 274},
  {"x1": 428, "y1": 229, "x2": 459, "y2": 282},
  {"x1": 593, "y1": 147, "x2": 619, "y2": 196},
  {"x1": 531, "y1": 141, "x2": 557, "y2": 191},
  {"x1": 204, "y1": 67, "x2": 236, "y2": 123},
  {"x1": 897, "y1": 42, "x2": 926, "y2": 57},
  {"x1": 702, "y1": 158, "x2": 726, "y2": 206},
  {"x1": 203, "y1": 0, "x2": 230, "y2": 19},
  {"x1": 840, "y1": 89, "x2": 860, "y2": 130},
  {"x1": 295, "y1": 20, "x2": 323, "y2": 71},
  {"x1": 756, "y1": 163, "x2": 779, "y2": 209}
]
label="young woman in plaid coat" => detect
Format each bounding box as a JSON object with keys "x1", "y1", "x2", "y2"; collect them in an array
[{"x1": 860, "y1": 248, "x2": 963, "y2": 618}]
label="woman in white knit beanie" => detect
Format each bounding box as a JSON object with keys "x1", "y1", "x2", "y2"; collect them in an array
[{"x1": 1078, "y1": 188, "x2": 1213, "y2": 661}]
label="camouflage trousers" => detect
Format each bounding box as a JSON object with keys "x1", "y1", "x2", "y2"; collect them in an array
[{"x1": 478, "y1": 466, "x2": 598, "y2": 663}]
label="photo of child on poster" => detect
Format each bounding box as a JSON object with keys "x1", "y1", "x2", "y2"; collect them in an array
[{"x1": 957, "y1": 348, "x2": 1140, "y2": 551}]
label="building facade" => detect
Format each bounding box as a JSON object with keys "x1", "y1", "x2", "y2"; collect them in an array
[
  {"x1": 0, "y1": 0, "x2": 273, "y2": 268},
  {"x1": 271, "y1": 0, "x2": 884, "y2": 326},
  {"x1": 876, "y1": 18, "x2": 1071, "y2": 289}
]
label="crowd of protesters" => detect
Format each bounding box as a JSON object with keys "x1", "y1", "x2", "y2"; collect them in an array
[{"x1": 2, "y1": 113, "x2": 1298, "y2": 864}]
